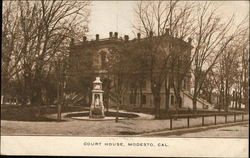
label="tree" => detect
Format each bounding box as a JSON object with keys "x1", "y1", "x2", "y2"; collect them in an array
[
  {"x1": 106, "y1": 42, "x2": 133, "y2": 122},
  {"x1": 240, "y1": 33, "x2": 249, "y2": 111},
  {"x1": 191, "y1": 2, "x2": 248, "y2": 110},
  {"x1": 213, "y1": 43, "x2": 240, "y2": 111},
  {"x1": 200, "y1": 70, "x2": 216, "y2": 104},
  {"x1": 2, "y1": 2, "x2": 24, "y2": 102},
  {"x1": 66, "y1": 39, "x2": 94, "y2": 106},
  {"x1": 231, "y1": 29, "x2": 249, "y2": 110},
  {"x1": 2, "y1": 1, "x2": 91, "y2": 108},
  {"x1": 211, "y1": 25, "x2": 249, "y2": 111},
  {"x1": 133, "y1": 1, "x2": 195, "y2": 117}
]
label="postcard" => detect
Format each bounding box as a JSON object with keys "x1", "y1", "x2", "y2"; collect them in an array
[{"x1": 1, "y1": 1, "x2": 249, "y2": 157}]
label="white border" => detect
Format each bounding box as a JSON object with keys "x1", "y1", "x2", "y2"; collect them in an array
[{"x1": 1, "y1": 136, "x2": 248, "y2": 157}]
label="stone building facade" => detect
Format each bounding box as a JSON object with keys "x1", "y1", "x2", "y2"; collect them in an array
[{"x1": 67, "y1": 30, "x2": 210, "y2": 110}]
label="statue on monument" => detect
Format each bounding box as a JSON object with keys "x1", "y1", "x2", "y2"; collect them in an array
[{"x1": 94, "y1": 94, "x2": 100, "y2": 107}]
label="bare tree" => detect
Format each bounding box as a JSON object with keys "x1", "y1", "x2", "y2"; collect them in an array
[
  {"x1": 106, "y1": 43, "x2": 133, "y2": 122},
  {"x1": 241, "y1": 34, "x2": 249, "y2": 111},
  {"x1": 133, "y1": 1, "x2": 195, "y2": 117},
  {"x1": 214, "y1": 42, "x2": 241, "y2": 111},
  {"x1": 191, "y1": 2, "x2": 248, "y2": 110},
  {"x1": 133, "y1": 1, "x2": 195, "y2": 38},
  {"x1": 233, "y1": 29, "x2": 249, "y2": 110},
  {"x1": 2, "y1": 1, "x2": 90, "y2": 108},
  {"x1": 212, "y1": 27, "x2": 249, "y2": 111},
  {"x1": 200, "y1": 69, "x2": 216, "y2": 104},
  {"x1": 2, "y1": 2, "x2": 24, "y2": 97}
]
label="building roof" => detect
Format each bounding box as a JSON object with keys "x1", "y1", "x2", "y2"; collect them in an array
[{"x1": 70, "y1": 31, "x2": 193, "y2": 49}]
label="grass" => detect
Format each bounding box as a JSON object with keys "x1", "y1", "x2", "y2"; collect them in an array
[
  {"x1": 119, "y1": 106, "x2": 247, "y2": 119},
  {"x1": 1, "y1": 104, "x2": 87, "y2": 122},
  {"x1": 1, "y1": 103, "x2": 247, "y2": 121}
]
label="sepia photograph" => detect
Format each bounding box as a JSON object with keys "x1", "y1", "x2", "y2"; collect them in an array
[{"x1": 1, "y1": 0, "x2": 249, "y2": 157}]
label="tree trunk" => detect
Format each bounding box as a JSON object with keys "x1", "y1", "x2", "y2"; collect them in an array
[
  {"x1": 235, "y1": 92, "x2": 238, "y2": 109},
  {"x1": 175, "y1": 92, "x2": 181, "y2": 109},
  {"x1": 239, "y1": 91, "x2": 242, "y2": 109},
  {"x1": 165, "y1": 79, "x2": 170, "y2": 111},
  {"x1": 222, "y1": 89, "x2": 225, "y2": 110},
  {"x1": 153, "y1": 93, "x2": 161, "y2": 119},
  {"x1": 192, "y1": 92, "x2": 198, "y2": 110},
  {"x1": 104, "y1": 92, "x2": 109, "y2": 112},
  {"x1": 151, "y1": 82, "x2": 161, "y2": 119},
  {"x1": 225, "y1": 79, "x2": 229, "y2": 112},
  {"x1": 139, "y1": 86, "x2": 142, "y2": 110},
  {"x1": 208, "y1": 88, "x2": 212, "y2": 103},
  {"x1": 115, "y1": 101, "x2": 121, "y2": 123}
]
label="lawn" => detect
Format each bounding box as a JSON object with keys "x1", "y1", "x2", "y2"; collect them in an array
[
  {"x1": 1, "y1": 104, "x2": 248, "y2": 136},
  {"x1": 0, "y1": 104, "x2": 87, "y2": 122},
  {"x1": 1, "y1": 104, "x2": 247, "y2": 121},
  {"x1": 119, "y1": 106, "x2": 247, "y2": 119}
]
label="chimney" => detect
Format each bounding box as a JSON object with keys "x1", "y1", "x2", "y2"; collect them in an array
[
  {"x1": 114, "y1": 32, "x2": 118, "y2": 38},
  {"x1": 188, "y1": 37, "x2": 192, "y2": 44},
  {"x1": 83, "y1": 36, "x2": 87, "y2": 42},
  {"x1": 109, "y1": 32, "x2": 113, "y2": 38},
  {"x1": 96, "y1": 34, "x2": 99, "y2": 41},
  {"x1": 124, "y1": 35, "x2": 129, "y2": 42},
  {"x1": 137, "y1": 33, "x2": 141, "y2": 40},
  {"x1": 165, "y1": 28, "x2": 170, "y2": 36},
  {"x1": 149, "y1": 31, "x2": 153, "y2": 37}
]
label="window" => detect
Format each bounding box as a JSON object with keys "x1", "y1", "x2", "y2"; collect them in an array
[
  {"x1": 100, "y1": 51, "x2": 107, "y2": 68},
  {"x1": 170, "y1": 95, "x2": 174, "y2": 105},
  {"x1": 170, "y1": 80, "x2": 174, "y2": 88},
  {"x1": 130, "y1": 93, "x2": 136, "y2": 104},
  {"x1": 129, "y1": 94, "x2": 133, "y2": 104},
  {"x1": 130, "y1": 82, "x2": 136, "y2": 89},
  {"x1": 142, "y1": 80, "x2": 146, "y2": 89},
  {"x1": 179, "y1": 97, "x2": 182, "y2": 108},
  {"x1": 141, "y1": 95, "x2": 146, "y2": 105},
  {"x1": 183, "y1": 79, "x2": 187, "y2": 89}
]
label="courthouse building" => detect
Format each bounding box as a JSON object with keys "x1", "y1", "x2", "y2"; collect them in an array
[{"x1": 67, "y1": 30, "x2": 211, "y2": 110}]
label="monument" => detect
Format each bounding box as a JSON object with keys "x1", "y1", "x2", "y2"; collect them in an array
[{"x1": 89, "y1": 77, "x2": 105, "y2": 118}]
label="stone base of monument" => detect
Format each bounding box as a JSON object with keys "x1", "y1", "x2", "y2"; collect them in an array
[{"x1": 89, "y1": 107, "x2": 105, "y2": 119}]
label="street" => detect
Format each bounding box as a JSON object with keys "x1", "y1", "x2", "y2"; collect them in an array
[{"x1": 168, "y1": 123, "x2": 249, "y2": 137}]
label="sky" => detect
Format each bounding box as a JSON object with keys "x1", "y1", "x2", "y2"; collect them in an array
[
  {"x1": 88, "y1": 1, "x2": 249, "y2": 40},
  {"x1": 88, "y1": 1, "x2": 136, "y2": 39}
]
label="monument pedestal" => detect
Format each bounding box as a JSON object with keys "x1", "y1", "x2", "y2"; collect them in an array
[{"x1": 89, "y1": 77, "x2": 105, "y2": 118}]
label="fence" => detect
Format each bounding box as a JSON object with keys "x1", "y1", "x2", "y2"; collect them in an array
[{"x1": 169, "y1": 112, "x2": 248, "y2": 130}]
